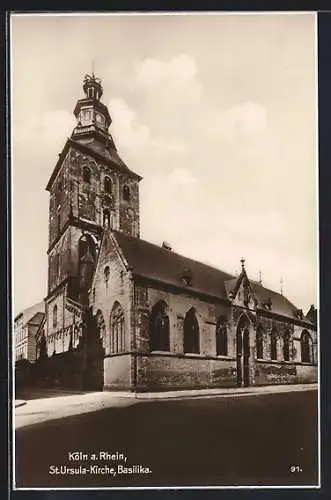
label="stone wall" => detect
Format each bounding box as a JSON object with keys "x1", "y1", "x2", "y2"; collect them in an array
[{"x1": 136, "y1": 353, "x2": 237, "y2": 391}]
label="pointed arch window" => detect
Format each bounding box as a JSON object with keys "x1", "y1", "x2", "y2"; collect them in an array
[
  {"x1": 95, "y1": 309, "x2": 106, "y2": 349},
  {"x1": 270, "y1": 328, "x2": 278, "y2": 360},
  {"x1": 183, "y1": 307, "x2": 200, "y2": 354},
  {"x1": 110, "y1": 302, "x2": 125, "y2": 353},
  {"x1": 216, "y1": 317, "x2": 228, "y2": 356},
  {"x1": 149, "y1": 301, "x2": 170, "y2": 352},
  {"x1": 53, "y1": 304, "x2": 58, "y2": 329},
  {"x1": 301, "y1": 330, "x2": 312, "y2": 363},
  {"x1": 256, "y1": 325, "x2": 264, "y2": 359},
  {"x1": 283, "y1": 330, "x2": 291, "y2": 361},
  {"x1": 103, "y1": 209, "x2": 110, "y2": 228},
  {"x1": 123, "y1": 185, "x2": 130, "y2": 202},
  {"x1": 83, "y1": 166, "x2": 91, "y2": 184},
  {"x1": 104, "y1": 176, "x2": 112, "y2": 194}
]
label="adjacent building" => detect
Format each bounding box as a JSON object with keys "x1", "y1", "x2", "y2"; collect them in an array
[{"x1": 14, "y1": 302, "x2": 45, "y2": 363}]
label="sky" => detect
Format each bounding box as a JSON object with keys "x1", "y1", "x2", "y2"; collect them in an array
[{"x1": 11, "y1": 12, "x2": 317, "y2": 316}]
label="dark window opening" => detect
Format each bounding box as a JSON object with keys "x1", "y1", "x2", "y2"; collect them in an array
[
  {"x1": 123, "y1": 185, "x2": 130, "y2": 201},
  {"x1": 301, "y1": 330, "x2": 312, "y2": 363},
  {"x1": 104, "y1": 176, "x2": 112, "y2": 194},
  {"x1": 83, "y1": 166, "x2": 91, "y2": 183},
  {"x1": 53, "y1": 305, "x2": 58, "y2": 329},
  {"x1": 270, "y1": 329, "x2": 278, "y2": 360},
  {"x1": 149, "y1": 301, "x2": 170, "y2": 352},
  {"x1": 256, "y1": 326, "x2": 264, "y2": 359},
  {"x1": 216, "y1": 317, "x2": 228, "y2": 356},
  {"x1": 183, "y1": 307, "x2": 200, "y2": 354},
  {"x1": 283, "y1": 331, "x2": 290, "y2": 361}
]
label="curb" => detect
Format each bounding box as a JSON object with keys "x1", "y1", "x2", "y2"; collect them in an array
[{"x1": 15, "y1": 401, "x2": 27, "y2": 408}]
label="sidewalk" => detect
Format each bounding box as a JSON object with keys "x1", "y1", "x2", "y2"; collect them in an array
[{"x1": 15, "y1": 383, "x2": 317, "y2": 430}]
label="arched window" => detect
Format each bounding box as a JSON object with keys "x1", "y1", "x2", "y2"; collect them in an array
[
  {"x1": 301, "y1": 330, "x2": 312, "y2": 363},
  {"x1": 103, "y1": 209, "x2": 110, "y2": 228},
  {"x1": 183, "y1": 307, "x2": 200, "y2": 354},
  {"x1": 216, "y1": 317, "x2": 227, "y2": 356},
  {"x1": 149, "y1": 301, "x2": 170, "y2": 352},
  {"x1": 110, "y1": 302, "x2": 125, "y2": 353},
  {"x1": 283, "y1": 330, "x2": 291, "y2": 361},
  {"x1": 256, "y1": 325, "x2": 264, "y2": 359},
  {"x1": 104, "y1": 265, "x2": 110, "y2": 283},
  {"x1": 270, "y1": 328, "x2": 278, "y2": 360},
  {"x1": 83, "y1": 166, "x2": 91, "y2": 183},
  {"x1": 95, "y1": 309, "x2": 106, "y2": 349},
  {"x1": 104, "y1": 176, "x2": 112, "y2": 194},
  {"x1": 53, "y1": 305, "x2": 58, "y2": 329},
  {"x1": 78, "y1": 234, "x2": 96, "y2": 302},
  {"x1": 123, "y1": 185, "x2": 130, "y2": 202}
]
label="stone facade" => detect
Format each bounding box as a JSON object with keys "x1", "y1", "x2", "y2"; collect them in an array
[{"x1": 33, "y1": 73, "x2": 317, "y2": 392}]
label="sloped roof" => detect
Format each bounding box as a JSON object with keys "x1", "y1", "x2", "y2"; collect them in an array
[
  {"x1": 27, "y1": 312, "x2": 45, "y2": 326},
  {"x1": 14, "y1": 301, "x2": 45, "y2": 324},
  {"x1": 113, "y1": 230, "x2": 233, "y2": 300},
  {"x1": 112, "y1": 231, "x2": 308, "y2": 321},
  {"x1": 251, "y1": 282, "x2": 299, "y2": 320}
]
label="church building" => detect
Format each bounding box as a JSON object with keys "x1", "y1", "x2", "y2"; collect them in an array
[{"x1": 37, "y1": 74, "x2": 318, "y2": 392}]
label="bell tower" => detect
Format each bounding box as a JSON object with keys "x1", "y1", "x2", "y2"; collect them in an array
[{"x1": 44, "y1": 74, "x2": 142, "y2": 348}]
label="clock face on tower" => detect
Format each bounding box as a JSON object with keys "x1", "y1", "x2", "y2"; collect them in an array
[{"x1": 96, "y1": 113, "x2": 104, "y2": 126}]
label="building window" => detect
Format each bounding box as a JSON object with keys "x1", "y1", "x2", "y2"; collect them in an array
[
  {"x1": 104, "y1": 176, "x2": 112, "y2": 194},
  {"x1": 53, "y1": 304, "x2": 58, "y2": 329},
  {"x1": 149, "y1": 301, "x2": 170, "y2": 352},
  {"x1": 103, "y1": 209, "x2": 110, "y2": 228},
  {"x1": 83, "y1": 166, "x2": 91, "y2": 184},
  {"x1": 301, "y1": 330, "x2": 312, "y2": 363},
  {"x1": 183, "y1": 307, "x2": 200, "y2": 354},
  {"x1": 283, "y1": 330, "x2": 291, "y2": 361},
  {"x1": 104, "y1": 265, "x2": 110, "y2": 283},
  {"x1": 216, "y1": 317, "x2": 227, "y2": 356},
  {"x1": 110, "y1": 302, "x2": 125, "y2": 353},
  {"x1": 270, "y1": 328, "x2": 278, "y2": 360},
  {"x1": 123, "y1": 185, "x2": 130, "y2": 202},
  {"x1": 256, "y1": 325, "x2": 264, "y2": 359}
]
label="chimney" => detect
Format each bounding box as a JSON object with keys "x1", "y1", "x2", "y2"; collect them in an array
[{"x1": 162, "y1": 241, "x2": 172, "y2": 251}]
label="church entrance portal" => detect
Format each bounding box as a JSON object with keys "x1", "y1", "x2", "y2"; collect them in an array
[{"x1": 236, "y1": 317, "x2": 250, "y2": 387}]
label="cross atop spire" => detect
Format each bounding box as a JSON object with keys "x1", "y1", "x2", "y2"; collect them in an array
[{"x1": 240, "y1": 257, "x2": 246, "y2": 270}]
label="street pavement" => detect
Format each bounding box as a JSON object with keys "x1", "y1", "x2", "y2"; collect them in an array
[
  {"x1": 14, "y1": 389, "x2": 319, "y2": 488},
  {"x1": 14, "y1": 383, "x2": 317, "y2": 429}
]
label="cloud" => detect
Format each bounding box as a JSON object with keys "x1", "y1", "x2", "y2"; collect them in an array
[
  {"x1": 109, "y1": 97, "x2": 151, "y2": 150},
  {"x1": 134, "y1": 54, "x2": 202, "y2": 104},
  {"x1": 214, "y1": 101, "x2": 267, "y2": 139}
]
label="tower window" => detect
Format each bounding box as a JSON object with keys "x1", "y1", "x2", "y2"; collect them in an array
[
  {"x1": 104, "y1": 177, "x2": 112, "y2": 194},
  {"x1": 103, "y1": 209, "x2": 110, "y2": 228},
  {"x1": 83, "y1": 166, "x2": 91, "y2": 184},
  {"x1": 123, "y1": 185, "x2": 130, "y2": 202},
  {"x1": 53, "y1": 305, "x2": 58, "y2": 329}
]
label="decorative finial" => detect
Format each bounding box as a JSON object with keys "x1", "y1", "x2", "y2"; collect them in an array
[
  {"x1": 259, "y1": 271, "x2": 262, "y2": 285},
  {"x1": 280, "y1": 277, "x2": 284, "y2": 295},
  {"x1": 240, "y1": 257, "x2": 245, "y2": 269},
  {"x1": 82, "y1": 72, "x2": 103, "y2": 101}
]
